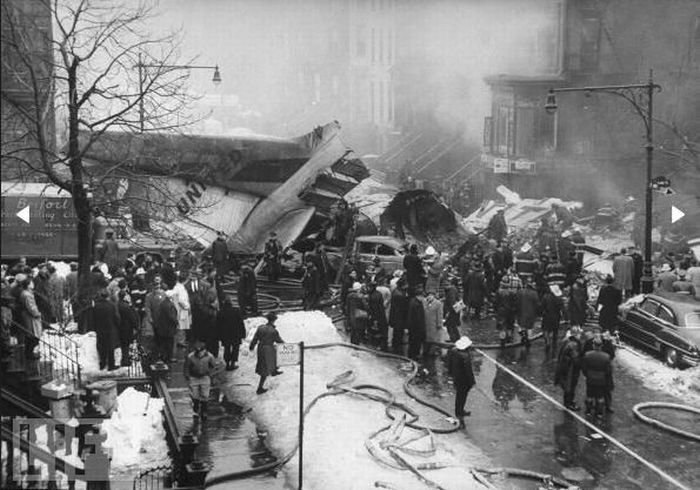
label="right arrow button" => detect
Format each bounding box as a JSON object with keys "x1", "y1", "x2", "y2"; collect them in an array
[{"x1": 671, "y1": 205, "x2": 685, "y2": 223}]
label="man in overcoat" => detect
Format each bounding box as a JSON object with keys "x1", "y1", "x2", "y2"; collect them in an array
[{"x1": 448, "y1": 336, "x2": 476, "y2": 420}]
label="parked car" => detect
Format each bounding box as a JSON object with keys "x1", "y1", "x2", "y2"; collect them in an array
[
  {"x1": 618, "y1": 292, "x2": 700, "y2": 368},
  {"x1": 326, "y1": 235, "x2": 407, "y2": 279}
]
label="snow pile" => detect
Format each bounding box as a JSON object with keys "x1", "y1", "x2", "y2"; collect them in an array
[
  {"x1": 616, "y1": 347, "x2": 700, "y2": 405},
  {"x1": 231, "y1": 311, "x2": 489, "y2": 490},
  {"x1": 72, "y1": 332, "x2": 101, "y2": 374},
  {"x1": 102, "y1": 387, "x2": 169, "y2": 474}
]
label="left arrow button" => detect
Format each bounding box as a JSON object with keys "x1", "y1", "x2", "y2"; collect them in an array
[{"x1": 17, "y1": 205, "x2": 30, "y2": 224}]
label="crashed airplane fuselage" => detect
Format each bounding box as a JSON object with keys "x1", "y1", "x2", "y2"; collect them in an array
[{"x1": 81, "y1": 122, "x2": 369, "y2": 253}]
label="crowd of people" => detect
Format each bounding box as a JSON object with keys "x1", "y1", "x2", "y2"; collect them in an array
[{"x1": 2, "y1": 210, "x2": 698, "y2": 424}]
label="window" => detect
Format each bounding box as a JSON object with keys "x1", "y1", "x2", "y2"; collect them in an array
[
  {"x1": 684, "y1": 312, "x2": 700, "y2": 327},
  {"x1": 358, "y1": 242, "x2": 376, "y2": 254},
  {"x1": 483, "y1": 116, "x2": 493, "y2": 151},
  {"x1": 371, "y1": 28, "x2": 376, "y2": 62},
  {"x1": 657, "y1": 305, "x2": 676, "y2": 325},
  {"x1": 376, "y1": 244, "x2": 395, "y2": 256},
  {"x1": 580, "y1": 15, "x2": 601, "y2": 71},
  {"x1": 640, "y1": 299, "x2": 659, "y2": 316}
]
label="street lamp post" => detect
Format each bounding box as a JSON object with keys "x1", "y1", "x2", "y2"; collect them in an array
[
  {"x1": 136, "y1": 53, "x2": 222, "y2": 132},
  {"x1": 544, "y1": 70, "x2": 661, "y2": 293}
]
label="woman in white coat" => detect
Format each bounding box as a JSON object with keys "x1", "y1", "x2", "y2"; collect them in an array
[{"x1": 172, "y1": 271, "x2": 192, "y2": 349}]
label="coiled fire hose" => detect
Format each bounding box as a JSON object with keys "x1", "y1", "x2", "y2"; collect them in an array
[
  {"x1": 204, "y1": 312, "x2": 575, "y2": 489},
  {"x1": 632, "y1": 402, "x2": 700, "y2": 442}
]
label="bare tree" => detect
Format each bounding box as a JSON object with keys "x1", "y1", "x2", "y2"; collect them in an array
[{"x1": 1, "y1": 0, "x2": 203, "y2": 310}]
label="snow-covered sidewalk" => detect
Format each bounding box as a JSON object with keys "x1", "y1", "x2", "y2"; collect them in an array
[
  {"x1": 616, "y1": 345, "x2": 700, "y2": 406},
  {"x1": 224, "y1": 310, "x2": 491, "y2": 490}
]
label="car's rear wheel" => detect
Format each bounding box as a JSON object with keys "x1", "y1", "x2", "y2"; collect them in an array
[{"x1": 663, "y1": 346, "x2": 679, "y2": 368}]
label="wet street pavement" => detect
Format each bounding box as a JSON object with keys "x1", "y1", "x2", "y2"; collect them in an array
[
  {"x1": 414, "y1": 316, "x2": 700, "y2": 489},
  {"x1": 167, "y1": 353, "x2": 287, "y2": 490},
  {"x1": 164, "y1": 308, "x2": 698, "y2": 490}
]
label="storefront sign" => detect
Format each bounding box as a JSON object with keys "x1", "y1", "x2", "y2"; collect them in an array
[{"x1": 493, "y1": 158, "x2": 510, "y2": 173}]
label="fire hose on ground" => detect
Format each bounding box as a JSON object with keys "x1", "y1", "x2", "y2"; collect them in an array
[
  {"x1": 204, "y1": 322, "x2": 572, "y2": 489},
  {"x1": 631, "y1": 402, "x2": 700, "y2": 442}
]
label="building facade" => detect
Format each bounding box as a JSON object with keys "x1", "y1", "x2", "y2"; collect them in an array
[
  {"x1": 481, "y1": 0, "x2": 700, "y2": 211},
  {"x1": 1, "y1": 0, "x2": 56, "y2": 180}
]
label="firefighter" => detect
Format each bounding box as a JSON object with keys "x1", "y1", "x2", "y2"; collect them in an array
[{"x1": 264, "y1": 232, "x2": 283, "y2": 282}]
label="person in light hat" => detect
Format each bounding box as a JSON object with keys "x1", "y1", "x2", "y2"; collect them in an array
[
  {"x1": 346, "y1": 281, "x2": 368, "y2": 345},
  {"x1": 129, "y1": 267, "x2": 148, "y2": 320},
  {"x1": 656, "y1": 262, "x2": 676, "y2": 292},
  {"x1": 448, "y1": 336, "x2": 476, "y2": 420}
]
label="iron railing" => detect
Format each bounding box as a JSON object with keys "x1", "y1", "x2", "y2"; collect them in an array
[{"x1": 10, "y1": 320, "x2": 82, "y2": 387}]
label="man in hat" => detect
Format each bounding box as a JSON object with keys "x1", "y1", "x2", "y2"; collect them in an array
[
  {"x1": 211, "y1": 231, "x2": 230, "y2": 280},
  {"x1": 389, "y1": 278, "x2": 409, "y2": 354},
  {"x1": 672, "y1": 269, "x2": 695, "y2": 295},
  {"x1": 581, "y1": 336, "x2": 613, "y2": 417},
  {"x1": 237, "y1": 264, "x2": 259, "y2": 317},
  {"x1": 517, "y1": 279, "x2": 539, "y2": 347},
  {"x1": 264, "y1": 231, "x2": 283, "y2": 282},
  {"x1": 249, "y1": 312, "x2": 285, "y2": 394},
  {"x1": 129, "y1": 267, "x2": 148, "y2": 321},
  {"x1": 443, "y1": 276, "x2": 462, "y2": 342},
  {"x1": 597, "y1": 275, "x2": 622, "y2": 333},
  {"x1": 346, "y1": 281, "x2": 368, "y2": 345},
  {"x1": 301, "y1": 257, "x2": 321, "y2": 311},
  {"x1": 370, "y1": 256, "x2": 388, "y2": 286},
  {"x1": 463, "y1": 261, "x2": 487, "y2": 320},
  {"x1": 564, "y1": 250, "x2": 582, "y2": 287},
  {"x1": 407, "y1": 284, "x2": 427, "y2": 359},
  {"x1": 555, "y1": 325, "x2": 583, "y2": 411},
  {"x1": 629, "y1": 247, "x2": 644, "y2": 295},
  {"x1": 33, "y1": 262, "x2": 53, "y2": 323},
  {"x1": 494, "y1": 271, "x2": 521, "y2": 347},
  {"x1": 403, "y1": 244, "x2": 425, "y2": 290},
  {"x1": 612, "y1": 248, "x2": 634, "y2": 298},
  {"x1": 142, "y1": 274, "x2": 167, "y2": 361},
  {"x1": 655, "y1": 263, "x2": 676, "y2": 292},
  {"x1": 448, "y1": 336, "x2": 476, "y2": 420},
  {"x1": 367, "y1": 281, "x2": 389, "y2": 351},
  {"x1": 541, "y1": 284, "x2": 564, "y2": 353},
  {"x1": 101, "y1": 229, "x2": 120, "y2": 271}
]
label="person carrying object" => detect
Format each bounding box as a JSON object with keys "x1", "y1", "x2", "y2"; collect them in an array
[{"x1": 184, "y1": 338, "x2": 217, "y2": 421}]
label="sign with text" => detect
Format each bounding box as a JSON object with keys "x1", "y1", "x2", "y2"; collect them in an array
[
  {"x1": 1, "y1": 194, "x2": 78, "y2": 258},
  {"x1": 493, "y1": 158, "x2": 509, "y2": 174},
  {"x1": 276, "y1": 342, "x2": 302, "y2": 366}
]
